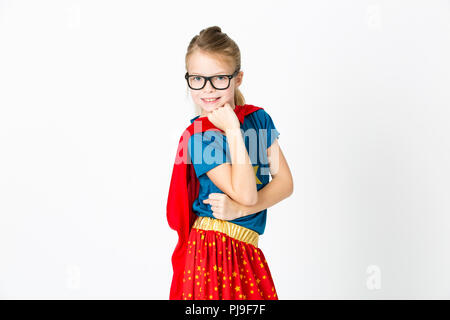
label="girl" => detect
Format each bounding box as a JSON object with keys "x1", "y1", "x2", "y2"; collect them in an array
[{"x1": 167, "y1": 26, "x2": 293, "y2": 300}]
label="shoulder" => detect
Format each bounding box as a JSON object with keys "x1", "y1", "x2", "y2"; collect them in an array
[
  {"x1": 252, "y1": 108, "x2": 270, "y2": 120},
  {"x1": 246, "y1": 108, "x2": 276, "y2": 128}
]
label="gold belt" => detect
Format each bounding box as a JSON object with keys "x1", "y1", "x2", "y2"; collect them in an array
[{"x1": 192, "y1": 216, "x2": 259, "y2": 248}]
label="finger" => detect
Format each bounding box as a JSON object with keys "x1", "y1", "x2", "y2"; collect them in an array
[
  {"x1": 212, "y1": 211, "x2": 224, "y2": 220},
  {"x1": 206, "y1": 199, "x2": 218, "y2": 206},
  {"x1": 211, "y1": 211, "x2": 219, "y2": 219},
  {"x1": 209, "y1": 193, "x2": 223, "y2": 200}
]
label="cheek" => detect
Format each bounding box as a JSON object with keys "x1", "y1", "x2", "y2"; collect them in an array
[
  {"x1": 220, "y1": 89, "x2": 234, "y2": 100},
  {"x1": 190, "y1": 92, "x2": 201, "y2": 100}
]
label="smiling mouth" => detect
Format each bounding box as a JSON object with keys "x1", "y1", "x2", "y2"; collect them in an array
[{"x1": 202, "y1": 97, "x2": 220, "y2": 103}]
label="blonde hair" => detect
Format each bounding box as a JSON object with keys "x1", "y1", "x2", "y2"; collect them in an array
[{"x1": 185, "y1": 26, "x2": 245, "y2": 115}]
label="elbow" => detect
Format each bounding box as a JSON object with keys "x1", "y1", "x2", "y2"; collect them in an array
[
  {"x1": 273, "y1": 172, "x2": 294, "y2": 198},
  {"x1": 288, "y1": 178, "x2": 294, "y2": 197},
  {"x1": 285, "y1": 175, "x2": 294, "y2": 198},
  {"x1": 287, "y1": 184, "x2": 294, "y2": 197}
]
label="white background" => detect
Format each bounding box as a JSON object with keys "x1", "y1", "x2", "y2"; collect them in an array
[{"x1": 1, "y1": 0, "x2": 449, "y2": 299}]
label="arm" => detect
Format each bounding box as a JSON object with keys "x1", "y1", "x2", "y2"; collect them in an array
[
  {"x1": 238, "y1": 139, "x2": 293, "y2": 216},
  {"x1": 206, "y1": 128, "x2": 258, "y2": 206}
]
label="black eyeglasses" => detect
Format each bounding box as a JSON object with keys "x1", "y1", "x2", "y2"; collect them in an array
[{"x1": 185, "y1": 70, "x2": 239, "y2": 90}]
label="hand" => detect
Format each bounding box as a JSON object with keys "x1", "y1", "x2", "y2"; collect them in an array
[
  {"x1": 206, "y1": 103, "x2": 240, "y2": 132},
  {"x1": 203, "y1": 193, "x2": 244, "y2": 221}
]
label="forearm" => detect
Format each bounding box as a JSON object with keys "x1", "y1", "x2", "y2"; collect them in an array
[
  {"x1": 239, "y1": 175, "x2": 293, "y2": 216},
  {"x1": 225, "y1": 128, "x2": 258, "y2": 204}
]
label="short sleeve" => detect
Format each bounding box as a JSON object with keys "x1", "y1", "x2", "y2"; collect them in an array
[
  {"x1": 253, "y1": 109, "x2": 280, "y2": 148},
  {"x1": 188, "y1": 130, "x2": 231, "y2": 178},
  {"x1": 265, "y1": 111, "x2": 280, "y2": 148}
]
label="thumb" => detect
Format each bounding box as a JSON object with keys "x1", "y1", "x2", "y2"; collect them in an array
[{"x1": 203, "y1": 199, "x2": 210, "y2": 204}]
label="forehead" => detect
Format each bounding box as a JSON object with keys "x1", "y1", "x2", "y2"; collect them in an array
[{"x1": 187, "y1": 50, "x2": 234, "y2": 75}]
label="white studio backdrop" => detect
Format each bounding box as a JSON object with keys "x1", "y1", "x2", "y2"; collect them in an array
[{"x1": 0, "y1": 0, "x2": 449, "y2": 299}]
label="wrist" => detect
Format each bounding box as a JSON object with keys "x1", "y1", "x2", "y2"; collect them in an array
[{"x1": 225, "y1": 125, "x2": 241, "y2": 133}]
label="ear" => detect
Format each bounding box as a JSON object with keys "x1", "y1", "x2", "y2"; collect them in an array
[{"x1": 235, "y1": 70, "x2": 244, "y2": 87}]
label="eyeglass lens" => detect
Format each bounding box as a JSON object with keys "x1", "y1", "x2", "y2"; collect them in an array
[{"x1": 188, "y1": 75, "x2": 230, "y2": 89}]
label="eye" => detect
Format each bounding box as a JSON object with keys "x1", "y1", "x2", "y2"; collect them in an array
[
  {"x1": 193, "y1": 76, "x2": 203, "y2": 81},
  {"x1": 216, "y1": 76, "x2": 226, "y2": 80}
]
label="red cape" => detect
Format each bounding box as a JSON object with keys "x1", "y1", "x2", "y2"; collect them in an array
[{"x1": 166, "y1": 104, "x2": 263, "y2": 300}]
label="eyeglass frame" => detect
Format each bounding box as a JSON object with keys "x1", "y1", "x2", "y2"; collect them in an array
[{"x1": 184, "y1": 69, "x2": 240, "y2": 90}]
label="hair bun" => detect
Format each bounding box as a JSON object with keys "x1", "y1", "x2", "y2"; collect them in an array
[{"x1": 201, "y1": 26, "x2": 222, "y2": 34}]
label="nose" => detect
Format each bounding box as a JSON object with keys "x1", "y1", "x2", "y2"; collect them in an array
[{"x1": 203, "y1": 78, "x2": 215, "y2": 91}]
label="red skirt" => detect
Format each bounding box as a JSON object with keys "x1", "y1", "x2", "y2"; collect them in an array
[{"x1": 181, "y1": 216, "x2": 278, "y2": 300}]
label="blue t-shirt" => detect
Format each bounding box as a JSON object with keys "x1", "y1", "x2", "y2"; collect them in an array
[{"x1": 187, "y1": 108, "x2": 280, "y2": 235}]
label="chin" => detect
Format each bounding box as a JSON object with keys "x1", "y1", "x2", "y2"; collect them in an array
[{"x1": 201, "y1": 105, "x2": 217, "y2": 113}]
